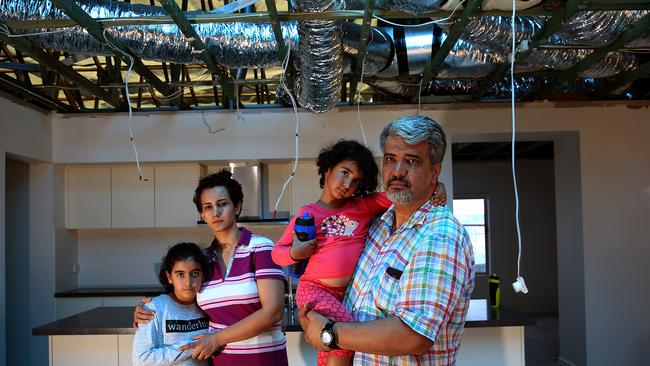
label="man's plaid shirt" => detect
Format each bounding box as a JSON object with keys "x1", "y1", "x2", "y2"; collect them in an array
[{"x1": 343, "y1": 200, "x2": 475, "y2": 366}]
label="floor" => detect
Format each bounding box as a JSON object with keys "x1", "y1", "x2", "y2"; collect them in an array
[{"x1": 525, "y1": 314, "x2": 560, "y2": 366}]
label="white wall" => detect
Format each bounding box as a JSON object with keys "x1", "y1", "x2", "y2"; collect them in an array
[
  {"x1": 0, "y1": 96, "x2": 53, "y2": 366},
  {"x1": 453, "y1": 159, "x2": 558, "y2": 315}
]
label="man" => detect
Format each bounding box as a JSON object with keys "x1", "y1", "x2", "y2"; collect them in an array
[{"x1": 299, "y1": 115, "x2": 476, "y2": 365}]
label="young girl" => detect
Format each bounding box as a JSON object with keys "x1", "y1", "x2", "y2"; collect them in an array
[
  {"x1": 133, "y1": 242, "x2": 211, "y2": 366},
  {"x1": 272, "y1": 140, "x2": 446, "y2": 366}
]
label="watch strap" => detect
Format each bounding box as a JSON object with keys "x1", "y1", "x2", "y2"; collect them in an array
[{"x1": 322, "y1": 320, "x2": 339, "y2": 349}]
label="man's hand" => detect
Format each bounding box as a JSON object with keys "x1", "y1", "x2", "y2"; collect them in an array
[
  {"x1": 430, "y1": 181, "x2": 447, "y2": 206},
  {"x1": 289, "y1": 233, "x2": 317, "y2": 260},
  {"x1": 132, "y1": 297, "x2": 154, "y2": 329},
  {"x1": 178, "y1": 333, "x2": 223, "y2": 360},
  {"x1": 298, "y1": 304, "x2": 331, "y2": 352}
]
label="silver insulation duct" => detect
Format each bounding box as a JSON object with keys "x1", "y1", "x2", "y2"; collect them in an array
[
  {"x1": 549, "y1": 10, "x2": 650, "y2": 47},
  {"x1": 437, "y1": 35, "x2": 505, "y2": 78},
  {"x1": 1, "y1": 0, "x2": 300, "y2": 67},
  {"x1": 516, "y1": 49, "x2": 637, "y2": 78},
  {"x1": 0, "y1": 1, "x2": 645, "y2": 108},
  {"x1": 437, "y1": 15, "x2": 544, "y2": 53},
  {"x1": 294, "y1": 0, "x2": 343, "y2": 113},
  {"x1": 341, "y1": 23, "x2": 393, "y2": 75},
  {"x1": 342, "y1": 0, "x2": 444, "y2": 15}
]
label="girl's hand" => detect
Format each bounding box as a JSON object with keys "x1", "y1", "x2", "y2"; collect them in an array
[
  {"x1": 289, "y1": 233, "x2": 317, "y2": 260},
  {"x1": 431, "y1": 182, "x2": 447, "y2": 206},
  {"x1": 180, "y1": 333, "x2": 223, "y2": 360}
]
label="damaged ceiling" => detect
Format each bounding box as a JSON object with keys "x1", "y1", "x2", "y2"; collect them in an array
[{"x1": 0, "y1": 0, "x2": 648, "y2": 114}]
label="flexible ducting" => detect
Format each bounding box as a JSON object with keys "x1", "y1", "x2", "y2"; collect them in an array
[
  {"x1": 294, "y1": 0, "x2": 342, "y2": 113},
  {"x1": 342, "y1": 0, "x2": 445, "y2": 15},
  {"x1": 549, "y1": 10, "x2": 650, "y2": 47},
  {"x1": 437, "y1": 15, "x2": 544, "y2": 53},
  {"x1": 0, "y1": 0, "x2": 646, "y2": 109}
]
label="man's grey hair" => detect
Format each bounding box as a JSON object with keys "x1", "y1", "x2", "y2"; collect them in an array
[{"x1": 379, "y1": 115, "x2": 447, "y2": 164}]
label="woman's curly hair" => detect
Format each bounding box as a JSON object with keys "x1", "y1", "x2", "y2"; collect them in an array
[{"x1": 316, "y1": 139, "x2": 379, "y2": 196}]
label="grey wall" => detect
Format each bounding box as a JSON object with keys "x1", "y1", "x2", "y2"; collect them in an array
[
  {"x1": 5, "y1": 159, "x2": 30, "y2": 366},
  {"x1": 453, "y1": 158, "x2": 558, "y2": 315},
  {"x1": 553, "y1": 132, "x2": 586, "y2": 366},
  {"x1": 0, "y1": 96, "x2": 53, "y2": 366}
]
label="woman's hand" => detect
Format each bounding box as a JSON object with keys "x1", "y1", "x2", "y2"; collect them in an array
[
  {"x1": 289, "y1": 233, "x2": 317, "y2": 260},
  {"x1": 132, "y1": 297, "x2": 154, "y2": 329},
  {"x1": 179, "y1": 333, "x2": 223, "y2": 360},
  {"x1": 430, "y1": 181, "x2": 447, "y2": 206}
]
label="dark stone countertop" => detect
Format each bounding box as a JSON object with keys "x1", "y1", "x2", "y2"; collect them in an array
[
  {"x1": 33, "y1": 300, "x2": 534, "y2": 336},
  {"x1": 55, "y1": 287, "x2": 164, "y2": 298}
]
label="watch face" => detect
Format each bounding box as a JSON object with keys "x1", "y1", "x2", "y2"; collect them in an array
[{"x1": 321, "y1": 331, "x2": 333, "y2": 345}]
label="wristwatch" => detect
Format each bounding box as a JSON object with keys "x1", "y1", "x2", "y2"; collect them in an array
[{"x1": 320, "y1": 320, "x2": 339, "y2": 349}]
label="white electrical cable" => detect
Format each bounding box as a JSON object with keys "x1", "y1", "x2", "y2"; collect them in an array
[
  {"x1": 510, "y1": 0, "x2": 528, "y2": 294},
  {"x1": 273, "y1": 41, "x2": 301, "y2": 219},
  {"x1": 355, "y1": 30, "x2": 372, "y2": 147},
  {"x1": 102, "y1": 28, "x2": 147, "y2": 182}
]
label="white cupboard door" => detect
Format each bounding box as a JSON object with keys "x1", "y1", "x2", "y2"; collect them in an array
[
  {"x1": 154, "y1": 164, "x2": 203, "y2": 227},
  {"x1": 66, "y1": 167, "x2": 111, "y2": 228},
  {"x1": 111, "y1": 166, "x2": 154, "y2": 228}
]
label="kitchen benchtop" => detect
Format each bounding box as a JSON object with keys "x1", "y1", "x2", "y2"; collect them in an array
[
  {"x1": 55, "y1": 287, "x2": 164, "y2": 298},
  {"x1": 33, "y1": 299, "x2": 534, "y2": 336}
]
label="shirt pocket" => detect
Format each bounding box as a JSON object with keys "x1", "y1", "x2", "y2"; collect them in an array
[{"x1": 371, "y1": 267, "x2": 401, "y2": 316}]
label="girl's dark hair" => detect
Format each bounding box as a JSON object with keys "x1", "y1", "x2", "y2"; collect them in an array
[
  {"x1": 192, "y1": 169, "x2": 244, "y2": 215},
  {"x1": 159, "y1": 242, "x2": 211, "y2": 293},
  {"x1": 316, "y1": 139, "x2": 379, "y2": 196}
]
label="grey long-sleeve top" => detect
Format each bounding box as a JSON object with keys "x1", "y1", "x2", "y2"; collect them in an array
[{"x1": 132, "y1": 294, "x2": 209, "y2": 366}]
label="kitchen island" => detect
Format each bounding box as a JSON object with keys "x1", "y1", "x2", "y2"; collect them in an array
[{"x1": 34, "y1": 299, "x2": 534, "y2": 366}]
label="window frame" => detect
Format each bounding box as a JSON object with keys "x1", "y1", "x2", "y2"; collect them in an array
[{"x1": 452, "y1": 194, "x2": 490, "y2": 274}]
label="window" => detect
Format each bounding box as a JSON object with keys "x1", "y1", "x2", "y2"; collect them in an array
[{"x1": 453, "y1": 198, "x2": 488, "y2": 273}]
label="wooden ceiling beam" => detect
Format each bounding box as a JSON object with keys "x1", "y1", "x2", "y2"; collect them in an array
[
  {"x1": 472, "y1": 0, "x2": 585, "y2": 100},
  {"x1": 158, "y1": 0, "x2": 235, "y2": 107},
  {"x1": 547, "y1": 12, "x2": 650, "y2": 90},
  {"x1": 49, "y1": 0, "x2": 190, "y2": 110},
  {"x1": 421, "y1": 0, "x2": 483, "y2": 93},
  {"x1": 0, "y1": 29, "x2": 124, "y2": 110},
  {"x1": 0, "y1": 72, "x2": 73, "y2": 112},
  {"x1": 349, "y1": 0, "x2": 376, "y2": 104}
]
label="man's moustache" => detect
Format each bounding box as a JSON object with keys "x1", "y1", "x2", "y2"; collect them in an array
[{"x1": 387, "y1": 177, "x2": 410, "y2": 188}]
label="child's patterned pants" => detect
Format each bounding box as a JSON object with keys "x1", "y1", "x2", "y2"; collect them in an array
[{"x1": 296, "y1": 278, "x2": 354, "y2": 365}]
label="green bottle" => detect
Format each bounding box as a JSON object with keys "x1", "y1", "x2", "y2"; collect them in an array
[{"x1": 488, "y1": 274, "x2": 501, "y2": 308}]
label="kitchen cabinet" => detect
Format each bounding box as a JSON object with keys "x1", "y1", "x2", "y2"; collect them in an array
[
  {"x1": 111, "y1": 166, "x2": 155, "y2": 228},
  {"x1": 66, "y1": 167, "x2": 111, "y2": 228},
  {"x1": 65, "y1": 164, "x2": 205, "y2": 228},
  {"x1": 154, "y1": 164, "x2": 206, "y2": 227}
]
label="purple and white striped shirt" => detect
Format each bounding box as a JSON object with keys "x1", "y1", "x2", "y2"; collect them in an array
[{"x1": 197, "y1": 227, "x2": 288, "y2": 366}]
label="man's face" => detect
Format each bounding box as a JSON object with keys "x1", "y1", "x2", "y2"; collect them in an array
[{"x1": 382, "y1": 136, "x2": 441, "y2": 207}]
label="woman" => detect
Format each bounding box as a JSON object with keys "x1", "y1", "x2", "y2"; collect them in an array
[{"x1": 136, "y1": 170, "x2": 288, "y2": 365}]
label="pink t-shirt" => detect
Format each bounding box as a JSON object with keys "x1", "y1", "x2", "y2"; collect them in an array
[{"x1": 272, "y1": 193, "x2": 391, "y2": 280}]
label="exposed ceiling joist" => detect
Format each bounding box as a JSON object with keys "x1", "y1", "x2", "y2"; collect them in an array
[
  {"x1": 0, "y1": 29, "x2": 124, "y2": 109},
  {"x1": 473, "y1": 0, "x2": 585, "y2": 99},
  {"x1": 421, "y1": 0, "x2": 483, "y2": 93},
  {"x1": 0, "y1": 72, "x2": 73, "y2": 112},
  {"x1": 548, "y1": 12, "x2": 650, "y2": 89},
  {"x1": 49, "y1": 0, "x2": 190, "y2": 110},
  {"x1": 349, "y1": 0, "x2": 376, "y2": 102},
  {"x1": 157, "y1": 0, "x2": 235, "y2": 106}
]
